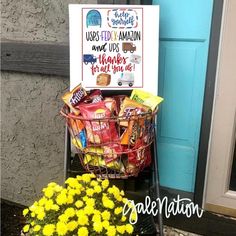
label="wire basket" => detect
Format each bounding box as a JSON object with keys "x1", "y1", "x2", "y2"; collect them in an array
[{"x1": 61, "y1": 105, "x2": 157, "y2": 179}]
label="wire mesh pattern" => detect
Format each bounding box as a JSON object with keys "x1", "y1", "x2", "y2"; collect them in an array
[{"x1": 61, "y1": 105, "x2": 157, "y2": 179}]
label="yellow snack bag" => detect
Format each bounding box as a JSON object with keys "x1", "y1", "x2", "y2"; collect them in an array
[{"x1": 130, "y1": 89, "x2": 164, "y2": 111}]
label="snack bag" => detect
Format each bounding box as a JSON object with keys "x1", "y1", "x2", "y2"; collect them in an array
[
  {"x1": 112, "y1": 95, "x2": 127, "y2": 114},
  {"x1": 124, "y1": 140, "x2": 152, "y2": 167},
  {"x1": 103, "y1": 143, "x2": 123, "y2": 163},
  {"x1": 69, "y1": 118, "x2": 87, "y2": 148},
  {"x1": 78, "y1": 89, "x2": 103, "y2": 105},
  {"x1": 62, "y1": 84, "x2": 87, "y2": 115},
  {"x1": 120, "y1": 114, "x2": 142, "y2": 145},
  {"x1": 104, "y1": 97, "x2": 118, "y2": 115},
  {"x1": 79, "y1": 102, "x2": 119, "y2": 144},
  {"x1": 118, "y1": 97, "x2": 151, "y2": 127},
  {"x1": 130, "y1": 89, "x2": 164, "y2": 111},
  {"x1": 83, "y1": 153, "x2": 125, "y2": 172}
]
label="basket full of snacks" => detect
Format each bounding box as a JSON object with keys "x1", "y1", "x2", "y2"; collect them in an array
[{"x1": 60, "y1": 84, "x2": 163, "y2": 179}]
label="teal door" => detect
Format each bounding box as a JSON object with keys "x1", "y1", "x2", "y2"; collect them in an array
[{"x1": 153, "y1": 0, "x2": 214, "y2": 192}]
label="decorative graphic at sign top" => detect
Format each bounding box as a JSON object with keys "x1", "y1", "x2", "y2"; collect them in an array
[{"x1": 82, "y1": 8, "x2": 143, "y2": 88}]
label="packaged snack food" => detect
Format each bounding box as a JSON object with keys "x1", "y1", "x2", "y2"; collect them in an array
[
  {"x1": 130, "y1": 89, "x2": 164, "y2": 111},
  {"x1": 62, "y1": 84, "x2": 87, "y2": 114},
  {"x1": 104, "y1": 97, "x2": 117, "y2": 115},
  {"x1": 120, "y1": 119, "x2": 142, "y2": 145},
  {"x1": 103, "y1": 143, "x2": 123, "y2": 163},
  {"x1": 125, "y1": 141, "x2": 151, "y2": 168},
  {"x1": 125, "y1": 163, "x2": 139, "y2": 175},
  {"x1": 69, "y1": 118, "x2": 87, "y2": 148},
  {"x1": 83, "y1": 153, "x2": 124, "y2": 172},
  {"x1": 80, "y1": 89, "x2": 103, "y2": 104},
  {"x1": 118, "y1": 97, "x2": 151, "y2": 127},
  {"x1": 78, "y1": 102, "x2": 119, "y2": 144},
  {"x1": 112, "y1": 95, "x2": 127, "y2": 114}
]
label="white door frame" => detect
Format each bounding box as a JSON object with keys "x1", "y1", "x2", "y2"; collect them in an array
[{"x1": 204, "y1": 0, "x2": 236, "y2": 217}]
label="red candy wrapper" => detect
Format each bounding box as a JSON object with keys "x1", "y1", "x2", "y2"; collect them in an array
[{"x1": 78, "y1": 102, "x2": 119, "y2": 144}]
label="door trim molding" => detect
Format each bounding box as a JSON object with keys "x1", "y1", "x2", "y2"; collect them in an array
[
  {"x1": 194, "y1": 0, "x2": 224, "y2": 206},
  {"x1": 205, "y1": 203, "x2": 236, "y2": 217}
]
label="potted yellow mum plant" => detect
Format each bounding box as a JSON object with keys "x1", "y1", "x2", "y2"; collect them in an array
[{"x1": 22, "y1": 173, "x2": 136, "y2": 236}]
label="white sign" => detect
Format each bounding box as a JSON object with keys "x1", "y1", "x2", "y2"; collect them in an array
[{"x1": 69, "y1": 4, "x2": 159, "y2": 94}]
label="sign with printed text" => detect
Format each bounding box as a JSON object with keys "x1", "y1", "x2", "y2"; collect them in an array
[{"x1": 70, "y1": 5, "x2": 159, "y2": 93}]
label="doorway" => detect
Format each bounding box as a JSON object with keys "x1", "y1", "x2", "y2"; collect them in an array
[{"x1": 204, "y1": 0, "x2": 236, "y2": 217}]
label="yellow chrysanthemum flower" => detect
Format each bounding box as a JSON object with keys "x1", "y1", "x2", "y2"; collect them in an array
[
  {"x1": 125, "y1": 224, "x2": 134, "y2": 234},
  {"x1": 43, "y1": 187, "x2": 54, "y2": 198},
  {"x1": 45, "y1": 199, "x2": 54, "y2": 211},
  {"x1": 56, "y1": 222, "x2": 67, "y2": 236},
  {"x1": 75, "y1": 200, "x2": 84, "y2": 208},
  {"x1": 37, "y1": 210, "x2": 46, "y2": 220},
  {"x1": 84, "y1": 205, "x2": 94, "y2": 215},
  {"x1": 68, "y1": 189, "x2": 76, "y2": 196},
  {"x1": 121, "y1": 216, "x2": 127, "y2": 222},
  {"x1": 90, "y1": 180, "x2": 98, "y2": 186},
  {"x1": 102, "y1": 179, "x2": 109, "y2": 189},
  {"x1": 102, "y1": 220, "x2": 110, "y2": 229},
  {"x1": 33, "y1": 225, "x2": 41, "y2": 232},
  {"x1": 67, "y1": 220, "x2": 78, "y2": 231},
  {"x1": 94, "y1": 185, "x2": 102, "y2": 193},
  {"x1": 78, "y1": 213, "x2": 89, "y2": 226},
  {"x1": 39, "y1": 197, "x2": 47, "y2": 206},
  {"x1": 82, "y1": 174, "x2": 91, "y2": 183},
  {"x1": 106, "y1": 225, "x2": 116, "y2": 236},
  {"x1": 64, "y1": 207, "x2": 75, "y2": 218},
  {"x1": 85, "y1": 198, "x2": 95, "y2": 207},
  {"x1": 86, "y1": 188, "x2": 94, "y2": 197},
  {"x1": 93, "y1": 221, "x2": 103, "y2": 233},
  {"x1": 75, "y1": 188, "x2": 81, "y2": 195},
  {"x1": 31, "y1": 221, "x2": 35, "y2": 226},
  {"x1": 67, "y1": 195, "x2": 74, "y2": 204},
  {"x1": 114, "y1": 207, "x2": 123, "y2": 215},
  {"x1": 102, "y1": 196, "x2": 114, "y2": 209},
  {"x1": 77, "y1": 226, "x2": 88, "y2": 236},
  {"x1": 54, "y1": 184, "x2": 63, "y2": 192},
  {"x1": 56, "y1": 193, "x2": 67, "y2": 205},
  {"x1": 92, "y1": 214, "x2": 101, "y2": 223},
  {"x1": 35, "y1": 206, "x2": 44, "y2": 215},
  {"x1": 48, "y1": 182, "x2": 57, "y2": 187},
  {"x1": 117, "y1": 225, "x2": 125, "y2": 234},
  {"x1": 29, "y1": 202, "x2": 37, "y2": 212},
  {"x1": 31, "y1": 212, "x2": 36, "y2": 217},
  {"x1": 42, "y1": 224, "x2": 55, "y2": 236},
  {"x1": 58, "y1": 214, "x2": 69, "y2": 223},
  {"x1": 76, "y1": 175, "x2": 82, "y2": 181},
  {"x1": 93, "y1": 209, "x2": 101, "y2": 215},
  {"x1": 23, "y1": 224, "x2": 30, "y2": 233},
  {"x1": 82, "y1": 196, "x2": 89, "y2": 202},
  {"x1": 23, "y1": 208, "x2": 29, "y2": 216},
  {"x1": 101, "y1": 210, "x2": 111, "y2": 221},
  {"x1": 51, "y1": 204, "x2": 60, "y2": 211},
  {"x1": 65, "y1": 177, "x2": 78, "y2": 188}
]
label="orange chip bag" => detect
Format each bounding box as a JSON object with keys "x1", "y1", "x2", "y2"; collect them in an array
[
  {"x1": 62, "y1": 84, "x2": 87, "y2": 115},
  {"x1": 118, "y1": 97, "x2": 151, "y2": 127}
]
